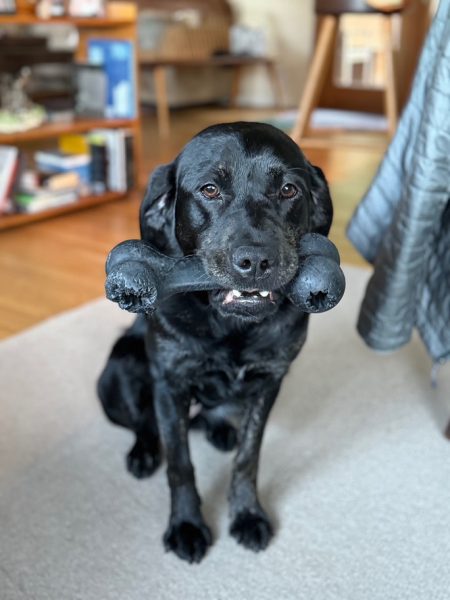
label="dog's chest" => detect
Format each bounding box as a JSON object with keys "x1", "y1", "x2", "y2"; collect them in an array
[
  {"x1": 193, "y1": 361, "x2": 257, "y2": 408},
  {"x1": 190, "y1": 337, "x2": 287, "y2": 408}
]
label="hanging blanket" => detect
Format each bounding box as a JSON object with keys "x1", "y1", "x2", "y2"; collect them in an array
[{"x1": 347, "y1": 0, "x2": 450, "y2": 364}]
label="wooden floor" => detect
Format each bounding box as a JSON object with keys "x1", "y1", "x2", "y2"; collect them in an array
[{"x1": 0, "y1": 107, "x2": 385, "y2": 339}]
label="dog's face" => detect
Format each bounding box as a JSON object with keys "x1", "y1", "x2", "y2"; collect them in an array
[{"x1": 141, "y1": 122, "x2": 333, "y2": 323}]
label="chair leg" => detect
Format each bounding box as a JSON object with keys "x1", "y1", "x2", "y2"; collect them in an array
[
  {"x1": 382, "y1": 15, "x2": 398, "y2": 138},
  {"x1": 265, "y1": 61, "x2": 285, "y2": 108},
  {"x1": 291, "y1": 15, "x2": 338, "y2": 144}
]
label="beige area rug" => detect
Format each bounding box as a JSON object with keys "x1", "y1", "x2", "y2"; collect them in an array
[{"x1": 1, "y1": 266, "x2": 449, "y2": 600}]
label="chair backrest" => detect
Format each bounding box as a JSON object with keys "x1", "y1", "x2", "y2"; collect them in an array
[
  {"x1": 136, "y1": 0, "x2": 233, "y2": 23},
  {"x1": 316, "y1": 0, "x2": 406, "y2": 15}
]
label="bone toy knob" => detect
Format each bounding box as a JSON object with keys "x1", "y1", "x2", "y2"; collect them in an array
[
  {"x1": 286, "y1": 234, "x2": 345, "y2": 313},
  {"x1": 105, "y1": 233, "x2": 345, "y2": 315}
]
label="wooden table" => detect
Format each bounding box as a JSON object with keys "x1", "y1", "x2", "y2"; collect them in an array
[{"x1": 139, "y1": 54, "x2": 284, "y2": 137}]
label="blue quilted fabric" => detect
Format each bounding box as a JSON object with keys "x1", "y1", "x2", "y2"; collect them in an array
[{"x1": 347, "y1": 0, "x2": 450, "y2": 363}]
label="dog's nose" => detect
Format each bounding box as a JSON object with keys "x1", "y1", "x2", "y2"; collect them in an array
[{"x1": 231, "y1": 246, "x2": 276, "y2": 280}]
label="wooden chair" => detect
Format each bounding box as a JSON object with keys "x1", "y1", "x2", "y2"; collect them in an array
[{"x1": 291, "y1": 0, "x2": 406, "y2": 144}]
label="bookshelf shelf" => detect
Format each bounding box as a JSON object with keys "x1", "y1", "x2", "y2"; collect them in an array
[
  {"x1": 0, "y1": 2, "x2": 136, "y2": 27},
  {"x1": 0, "y1": 118, "x2": 138, "y2": 145},
  {"x1": 0, "y1": 2, "x2": 142, "y2": 231},
  {"x1": 0, "y1": 14, "x2": 135, "y2": 26},
  {"x1": 0, "y1": 191, "x2": 128, "y2": 230}
]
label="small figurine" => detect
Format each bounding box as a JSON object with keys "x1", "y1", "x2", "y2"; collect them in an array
[{"x1": 0, "y1": 68, "x2": 46, "y2": 133}]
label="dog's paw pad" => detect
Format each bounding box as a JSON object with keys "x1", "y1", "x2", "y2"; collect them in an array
[
  {"x1": 164, "y1": 521, "x2": 212, "y2": 563},
  {"x1": 230, "y1": 510, "x2": 273, "y2": 552},
  {"x1": 126, "y1": 440, "x2": 161, "y2": 479},
  {"x1": 207, "y1": 422, "x2": 237, "y2": 452}
]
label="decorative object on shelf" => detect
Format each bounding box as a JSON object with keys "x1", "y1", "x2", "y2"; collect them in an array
[
  {"x1": 27, "y1": 62, "x2": 76, "y2": 123},
  {"x1": 0, "y1": 0, "x2": 16, "y2": 14},
  {"x1": 68, "y1": 0, "x2": 105, "y2": 18},
  {"x1": 88, "y1": 39, "x2": 136, "y2": 119},
  {"x1": 75, "y1": 64, "x2": 107, "y2": 118},
  {"x1": 0, "y1": 68, "x2": 46, "y2": 134},
  {"x1": 35, "y1": 0, "x2": 69, "y2": 18}
]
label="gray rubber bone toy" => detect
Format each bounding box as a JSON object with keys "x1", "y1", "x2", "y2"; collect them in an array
[{"x1": 105, "y1": 233, "x2": 345, "y2": 315}]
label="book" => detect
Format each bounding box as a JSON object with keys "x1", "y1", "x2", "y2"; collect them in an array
[
  {"x1": 34, "y1": 151, "x2": 90, "y2": 170},
  {"x1": 90, "y1": 129, "x2": 127, "y2": 193},
  {"x1": 40, "y1": 171, "x2": 80, "y2": 192},
  {"x1": 124, "y1": 130, "x2": 134, "y2": 190},
  {"x1": 0, "y1": 145, "x2": 19, "y2": 214},
  {"x1": 87, "y1": 39, "x2": 136, "y2": 119},
  {"x1": 14, "y1": 189, "x2": 78, "y2": 214},
  {"x1": 75, "y1": 63, "x2": 107, "y2": 118},
  {"x1": 58, "y1": 135, "x2": 89, "y2": 156},
  {"x1": 88, "y1": 133, "x2": 108, "y2": 195},
  {"x1": 34, "y1": 151, "x2": 91, "y2": 193}
]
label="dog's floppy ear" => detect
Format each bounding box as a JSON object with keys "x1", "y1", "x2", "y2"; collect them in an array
[
  {"x1": 308, "y1": 164, "x2": 333, "y2": 237},
  {"x1": 139, "y1": 162, "x2": 180, "y2": 254}
]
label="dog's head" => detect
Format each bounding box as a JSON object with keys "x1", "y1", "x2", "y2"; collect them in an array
[{"x1": 140, "y1": 122, "x2": 333, "y2": 323}]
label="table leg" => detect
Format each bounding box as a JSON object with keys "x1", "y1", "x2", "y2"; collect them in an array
[
  {"x1": 266, "y1": 61, "x2": 285, "y2": 108},
  {"x1": 153, "y1": 66, "x2": 170, "y2": 138},
  {"x1": 229, "y1": 64, "x2": 243, "y2": 107}
]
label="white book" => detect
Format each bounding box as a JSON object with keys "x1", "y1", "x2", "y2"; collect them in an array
[
  {"x1": 0, "y1": 146, "x2": 19, "y2": 212},
  {"x1": 22, "y1": 191, "x2": 78, "y2": 214}
]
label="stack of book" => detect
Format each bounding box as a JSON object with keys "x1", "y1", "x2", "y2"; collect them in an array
[
  {"x1": 0, "y1": 127, "x2": 134, "y2": 215},
  {"x1": 88, "y1": 129, "x2": 134, "y2": 194}
]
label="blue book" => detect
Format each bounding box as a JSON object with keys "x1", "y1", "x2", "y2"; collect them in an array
[{"x1": 88, "y1": 39, "x2": 136, "y2": 119}]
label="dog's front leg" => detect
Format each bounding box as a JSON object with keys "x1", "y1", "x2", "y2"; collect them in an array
[
  {"x1": 153, "y1": 379, "x2": 212, "y2": 563},
  {"x1": 228, "y1": 380, "x2": 281, "y2": 552}
]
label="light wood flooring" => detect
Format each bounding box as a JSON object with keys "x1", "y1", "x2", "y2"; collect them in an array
[{"x1": 0, "y1": 107, "x2": 385, "y2": 339}]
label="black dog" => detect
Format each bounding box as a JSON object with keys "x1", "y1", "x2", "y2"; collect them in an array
[{"x1": 98, "y1": 122, "x2": 333, "y2": 563}]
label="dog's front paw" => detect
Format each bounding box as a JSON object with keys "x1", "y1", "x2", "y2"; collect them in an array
[
  {"x1": 163, "y1": 520, "x2": 212, "y2": 563},
  {"x1": 229, "y1": 508, "x2": 273, "y2": 552},
  {"x1": 126, "y1": 439, "x2": 161, "y2": 479}
]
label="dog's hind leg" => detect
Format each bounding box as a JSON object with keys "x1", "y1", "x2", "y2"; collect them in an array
[{"x1": 97, "y1": 316, "x2": 162, "y2": 478}]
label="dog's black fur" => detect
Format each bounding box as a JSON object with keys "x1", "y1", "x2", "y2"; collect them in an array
[{"x1": 98, "y1": 122, "x2": 333, "y2": 563}]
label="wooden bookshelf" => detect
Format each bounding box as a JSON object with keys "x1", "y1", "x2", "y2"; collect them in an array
[
  {"x1": 0, "y1": 191, "x2": 128, "y2": 230},
  {"x1": 0, "y1": 118, "x2": 138, "y2": 144},
  {"x1": 0, "y1": 2, "x2": 142, "y2": 231},
  {"x1": 0, "y1": 13, "x2": 136, "y2": 27}
]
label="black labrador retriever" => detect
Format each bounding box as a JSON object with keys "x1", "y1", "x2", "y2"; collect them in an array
[{"x1": 98, "y1": 122, "x2": 333, "y2": 563}]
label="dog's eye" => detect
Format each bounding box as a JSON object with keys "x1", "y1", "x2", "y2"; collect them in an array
[
  {"x1": 200, "y1": 184, "x2": 220, "y2": 199},
  {"x1": 280, "y1": 183, "x2": 298, "y2": 199}
]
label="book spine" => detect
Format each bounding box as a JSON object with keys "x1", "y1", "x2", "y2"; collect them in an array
[
  {"x1": 124, "y1": 132, "x2": 134, "y2": 191},
  {"x1": 89, "y1": 137, "x2": 108, "y2": 195}
]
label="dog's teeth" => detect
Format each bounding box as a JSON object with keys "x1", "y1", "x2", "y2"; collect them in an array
[
  {"x1": 260, "y1": 291, "x2": 269, "y2": 297},
  {"x1": 232, "y1": 290, "x2": 242, "y2": 297}
]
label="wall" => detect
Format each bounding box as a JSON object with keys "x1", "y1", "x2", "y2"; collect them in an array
[{"x1": 228, "y1": 0, "x2": 314, "y2": 108}]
